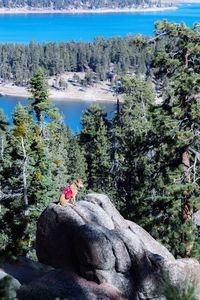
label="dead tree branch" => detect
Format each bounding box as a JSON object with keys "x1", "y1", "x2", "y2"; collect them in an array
[{"x1": 21, "y1": 136, "x2": 29, "y2": 207}]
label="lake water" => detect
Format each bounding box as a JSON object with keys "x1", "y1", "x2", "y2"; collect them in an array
[
  {"x1": 0, "y1": 4, "x2": 199, "y2": 131},
  {"x1": 0, "y1": 4, "x2": 200, "y2": 43},
  {"x1": 0, "y1": 96, "x2": 116, "y2": 132}
]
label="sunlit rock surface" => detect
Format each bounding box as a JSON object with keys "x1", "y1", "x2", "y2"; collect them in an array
[{"x1": 16, "y1": 194, "x2": 200, "y2": 299}]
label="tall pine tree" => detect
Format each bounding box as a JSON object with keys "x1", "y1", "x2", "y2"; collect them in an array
[
  {"x1": 148, "y1": 21, "x2": 200, "y2": 257},
  {"x1": 80, "y1": 104, "x2": 112, "y2": 193}
]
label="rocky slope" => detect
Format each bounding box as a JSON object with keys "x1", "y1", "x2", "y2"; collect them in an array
[{"x1": 1, "y1": 193, "x2": 200, "y2": 299}]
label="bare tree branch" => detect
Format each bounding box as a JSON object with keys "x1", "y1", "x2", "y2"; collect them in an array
[
  {"x1": 21, "y1": 136, "x2": 29, "y2": 207},
  {"x1": 0, "y1": 191, "x2": 22, "y2": 203},
  {"x1": 189, "y1": 147, "x2": 200, "y2": 162},
  {"x1": 0, "y1": 136, "x2": 4, "y2": 160}
]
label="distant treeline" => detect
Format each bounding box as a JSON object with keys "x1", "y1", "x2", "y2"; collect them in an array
[
  {"x1": 0, "y1": 0, "x2": 157, "y2": 10},
  {"x1": 0, "y1": 37, "x2": 151, "y2": 84}
]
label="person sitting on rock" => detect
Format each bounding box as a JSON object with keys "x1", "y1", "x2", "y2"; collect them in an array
[{"x1": 59, "y1": 179, "x2": 84, "y2": 206}]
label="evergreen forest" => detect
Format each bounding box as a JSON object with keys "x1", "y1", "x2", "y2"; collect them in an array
[
  {"x1": 0, "y1": 21, "x2": 200, "y2": 278},
  {"x1": 0, "y1": 0, "x2": 160, "y2": 10},
  {"x1": 0, "y1": 36, "x2": 150, "y2": 85}
]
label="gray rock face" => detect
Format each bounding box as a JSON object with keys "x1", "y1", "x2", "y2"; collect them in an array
[
  {"x1": 0, "y1": 269, "x2": 21, "y2": 287},
  {"x1": 85, "y1": 193, "x2": 126, "y2": 228},
  {"x1": 126, "y1": 220, "x2": 175, "y2": 262},
  {"x1": 22, "y1": 193, "x2": 200, "y2": 300},
  {"x1": 0, "y1": 269, "x2": 21, "y2": 299},
  {"x1": 1, "y1": 256, "x2": 53, "y2": 285},
  {"x1": 18, "y1": 269, "x2": 128, "y2": 300}
]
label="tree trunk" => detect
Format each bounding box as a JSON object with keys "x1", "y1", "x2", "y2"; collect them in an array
[
  {"x1": 182, "y1": 150, "x2": 193, "y2": 221},
  {"x1": 0, "y1": 136, "x2": 4, "y2": 160},
  {"x1": 21, "y1": 137, "x2": 28, "y2": 208},
  {"x1": 181, "y1": 150, "x2": 193, "y2": 256}
]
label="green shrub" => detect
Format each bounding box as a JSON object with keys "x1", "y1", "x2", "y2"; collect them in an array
[{"x1": 163, "y1": 283, "x2": 196, "y2": 300}]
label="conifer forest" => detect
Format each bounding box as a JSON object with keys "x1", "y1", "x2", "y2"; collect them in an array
[
  {"x1": 0, "y1": 21, "x2": 200, "y2": 261},
  {"x1": 0, "y1": 10, "x2": 200, "y2": 297},
  {"x1": 0, "y1": 0, "x2": 160, "y2": 10}
]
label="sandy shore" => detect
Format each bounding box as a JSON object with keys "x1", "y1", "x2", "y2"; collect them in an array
[
  {"x1": 0, "y1": 6, "x2": 177, "y2": 15},
  {"x1": 158, "y1": 0, "x2": 200, "y2": 2},
  {"x1": 0, "y1": 74, "x2": 118, "y2": 102},
  {"x1": 178, "y1": 0, "x2": 200, "y2": 2},
  {"x1": 0, "y1": 84, "x2": 117, "y2": 102}
]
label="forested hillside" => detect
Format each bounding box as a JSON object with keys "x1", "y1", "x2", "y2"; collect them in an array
[
  {"x1": 0, "y1": 0, "x2": 160, "y2": 9},
  {"x1": 0, "y1": 22, "x2": 200, "y2": 265},
  {"x1": 0, "y1": 36, "x2": 150, "y2": 84}
]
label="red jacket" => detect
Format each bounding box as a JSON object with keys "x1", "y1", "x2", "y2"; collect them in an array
[{"x1": 63, "y1": 186, "x2": 73, "y2": 200}]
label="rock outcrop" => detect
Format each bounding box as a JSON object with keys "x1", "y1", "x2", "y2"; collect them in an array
[
  {"x1": 0, "y1": 269, "x2": 21, "y2": 299},
  {"x1": 18, "y1": 193, "x2": 200, "y2": 299},
  {"x1": 1, "y1": 256, "x2": 53, "y2": 285}
]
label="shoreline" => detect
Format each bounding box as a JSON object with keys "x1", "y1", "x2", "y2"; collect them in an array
[
  {"x1": 176, "y1": 0, "x2": 200, "y2": 2},
  {"x1": 0, "y1": 6, "x2": 177, "y2": 15},
  {"x1": 0, "y1": 81, "x2": 120, "y2": 103},
  {"x1": 157, "y1": 0, "x2": 200, "y2": 2}
]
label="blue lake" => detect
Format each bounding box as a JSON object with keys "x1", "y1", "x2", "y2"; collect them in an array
[
  {"x1": 0, "y1": 3, "x2": 199, "y2": 131},
  {"x1": 0, "y1": 96, "x2": 116, "y2": 132},
  {"x1": 0, "y1": 4, "x2": 200, "y2": 43}
]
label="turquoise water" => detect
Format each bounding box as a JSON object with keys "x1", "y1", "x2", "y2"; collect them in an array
[
  {"x1": 0, "y1": 4, "x2": 199, "y2": 131},
  {"x1": 0, "y1": 4, "x2": 200, "y2": 43},
  {"x1": 0, "y1": 96, "x2": 116, "y2": 132}
]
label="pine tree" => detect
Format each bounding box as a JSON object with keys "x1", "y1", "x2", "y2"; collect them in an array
[
  {"x1": 112, "y1": 76, "x2": 155, "y2": 217},
  {"x1": 68, "y1": 134, "x2": 86, "y2": 181},
  {"x1": 29, "y1": 67, "x2": 52, "y2": 126},
  {"x1": 28, "y1": 67, "x2": 64, "y2": 206},
  {"x1": 148, "y1": 21, "x2": 200, "y2": 257},
  {"x1": 0, "y1": 79, "x2": 72, "y2": 256},
  {"x1": 0, "y1": 109, "x2": 9, "y2": 187},
  {"x1": 80, "y1": 104, "x2": 112, "y2": 193},
  {"x1": 112, "y1": 48, "x2": 200, "y2": 258},
  {"x1": 0, "y1": 109, "x2": 9, "y2": 254},
  {"x1": 0, "y1": 104, "x2": 35, "y2": 255}
]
